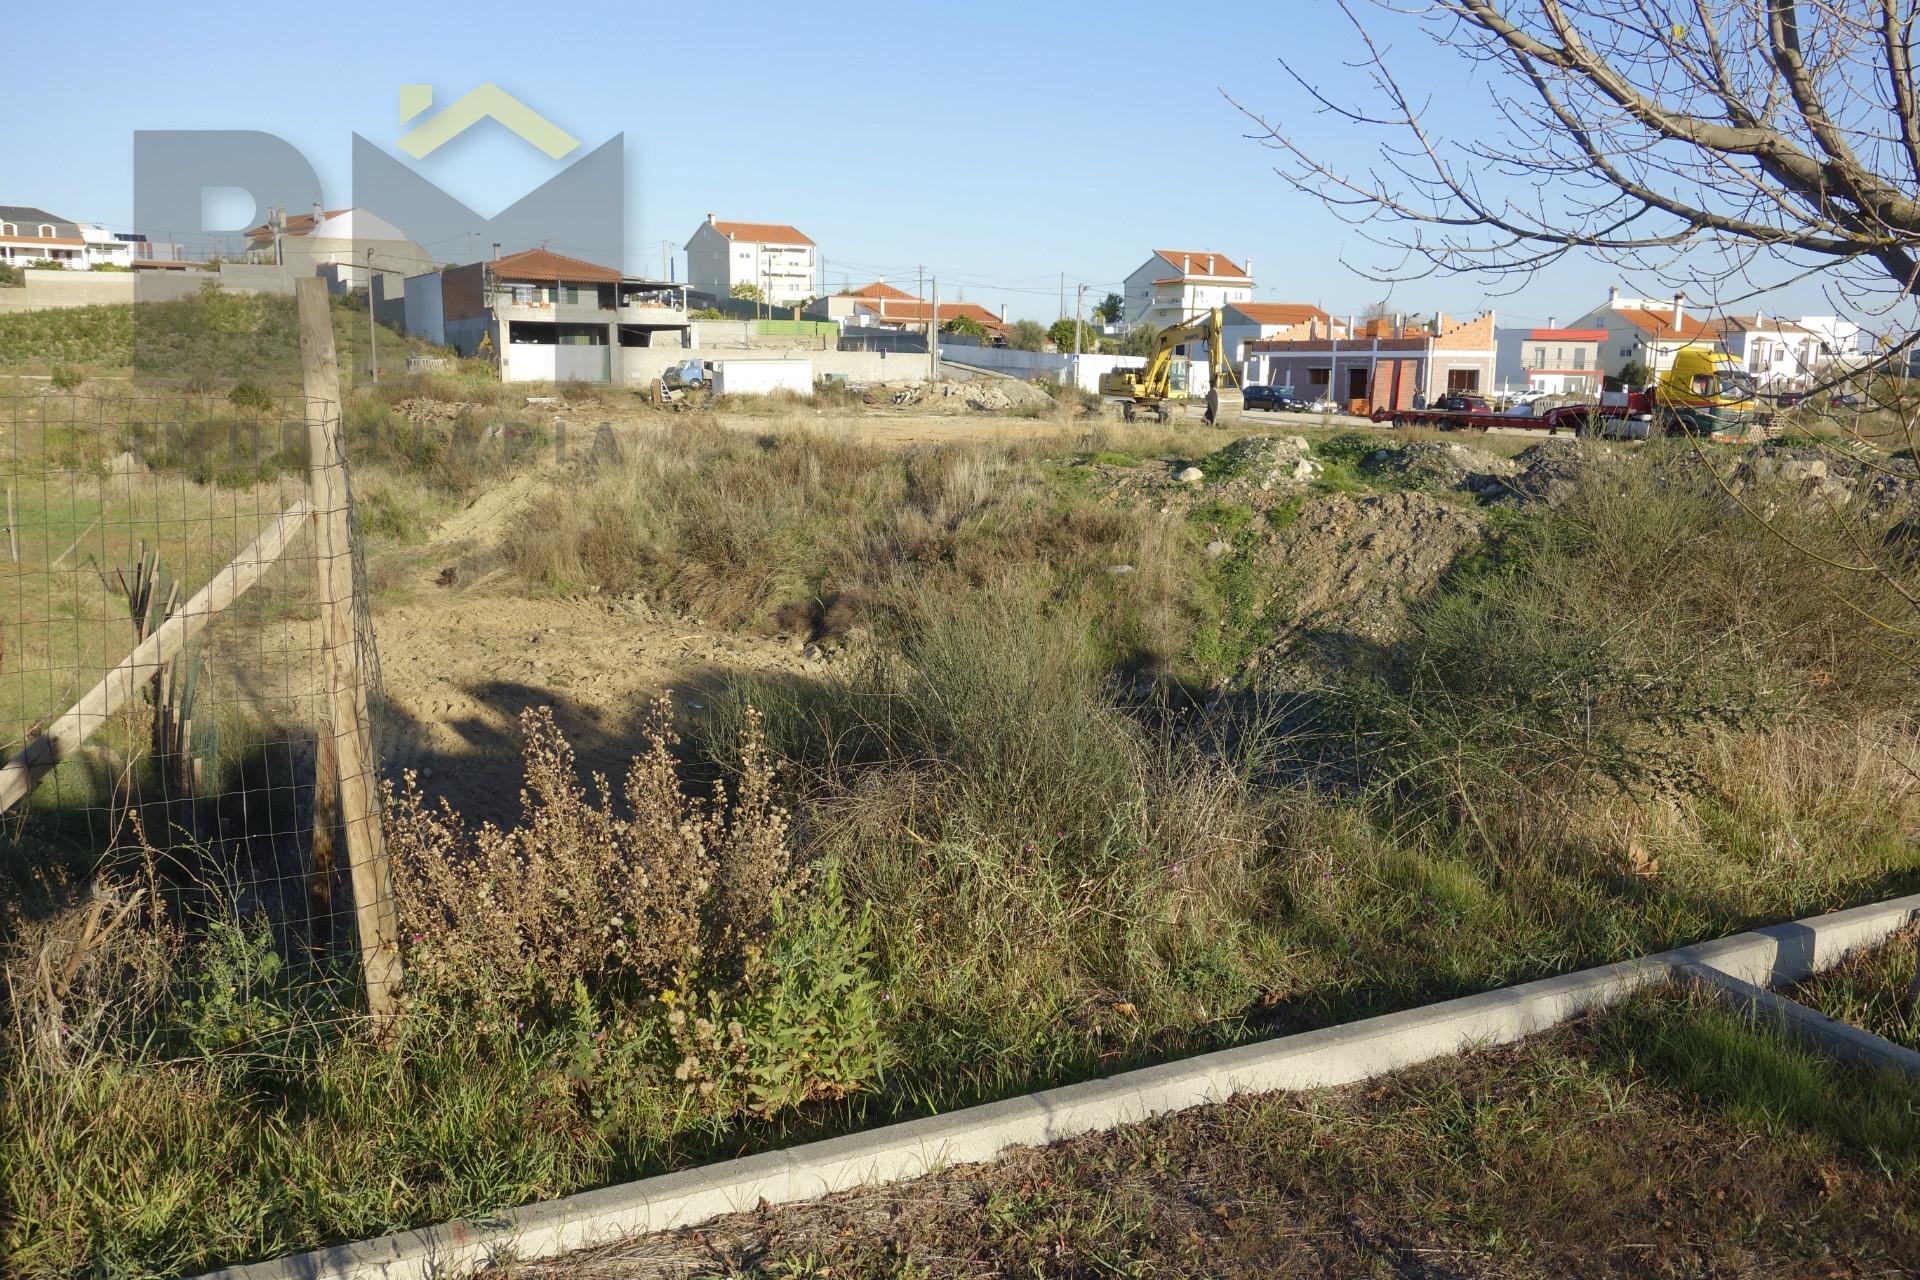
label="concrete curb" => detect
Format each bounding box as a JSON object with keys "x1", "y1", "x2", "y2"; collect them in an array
[
  {"x1": 1683, "y1": 964, "x2": 1920, "y2": 1076},
  {"x1": 199, "y1": 892, "x2": 1920, "y2": 1280}
]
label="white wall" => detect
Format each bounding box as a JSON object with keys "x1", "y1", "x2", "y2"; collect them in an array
[
  {"x1": 502, "y1": 343, "x2": 611, "y2": 383},
  {"x1": 713, "y1": 359, "x2": 814, "y2": 395},
  {"x1": 938, "y1": 343, "x2": 1145, "y2": 392},
  {"x1": 615, "y1": 347, "x2": 939, "y2": 388}
]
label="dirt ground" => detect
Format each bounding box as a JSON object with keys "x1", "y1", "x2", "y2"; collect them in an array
[
  {"x1": 363, "y1": 400, "x2": 1544, "y2": 827},
  {"x1": 509, "y1": 1011, "x2": 1920, "y2": 1279}
]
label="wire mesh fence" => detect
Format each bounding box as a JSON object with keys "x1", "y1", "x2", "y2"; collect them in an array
[{"x1": 0, "y1": 385, "x2": 389, "y2": 1017}]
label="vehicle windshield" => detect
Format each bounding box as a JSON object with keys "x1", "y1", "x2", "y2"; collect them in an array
[{"x1": 1718, "y1": 370, "x2": 1756, "y2": 401}]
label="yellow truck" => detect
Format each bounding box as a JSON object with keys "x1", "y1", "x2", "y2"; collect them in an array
[{"x1": 1592, "y1": 347, "x2": 1758, "y2": 437}]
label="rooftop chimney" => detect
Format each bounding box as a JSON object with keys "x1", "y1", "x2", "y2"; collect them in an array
[
  {"x1": 707, "y1": 212, "x2": 715, "y2": 223},
  {"x1": 1608, "y1": 285, "x2": 1620, "y2": 306},
  {"x1": 1207, "y1": 254, "x2": 1216, "y2": 273},
  {"x1": 1000, "y1": 303, "x2": 1007, "y2": 323},
  {"x1": 311, "y1": 200, "x2": 324, "y2": 226},
  {"x1": 1546, "y1": 315, "x2": 1556, "y2": 329},
  {"x1": 1672, "y1": 293, "x2": 1685, "y2": 332},
  {"x1": 1182, "y1": 253, "x2": 1190, "y2": 274}
]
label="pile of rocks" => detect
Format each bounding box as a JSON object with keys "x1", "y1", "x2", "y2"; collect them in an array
[
  {"x1": 1364, "y1": 440, "x2": 1518, "y2": 497},
  {"x1": 1196, "y1": 435, "x2": 1323, "y2": 490},
  {"x1": 887, "y1": 378, "x2": 1055, "y2": 413},
  {"x1": 394, "y1": 396, "x2": 480, "y2": 424},
  {"x1": 1496, "y1": 440, "x2": 1615, "y2": 506}
]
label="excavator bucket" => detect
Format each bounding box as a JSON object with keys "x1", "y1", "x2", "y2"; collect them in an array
[{"x1": 1205, "y1": 385, "x2": 1243, "y2": 425}]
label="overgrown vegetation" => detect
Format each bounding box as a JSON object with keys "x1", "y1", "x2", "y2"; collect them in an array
[{"x1": 4, "y1": 415, "x2": 1918, "y2": 1276}]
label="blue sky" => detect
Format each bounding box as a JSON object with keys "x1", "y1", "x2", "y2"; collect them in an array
[{"x1": 2, "y1": 0, "x2": 1857, "y2": 329}]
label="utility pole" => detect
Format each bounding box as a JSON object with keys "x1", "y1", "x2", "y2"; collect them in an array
[
  {"x1": 1060, "y1": 273, "x2": 1065, "y2": 321},
  {"x1": 1073, "y1": 282, "x2": 1087, "y2": 393},
  {"x1": 930, "y1": 277, "x2": 940, "y2": 386},
  {"x1": 365, "y1": 248, "x2": 378, "y2": 384},
  {"x1": 918, "y1": 264, "x2": 924, "y2": 304}
]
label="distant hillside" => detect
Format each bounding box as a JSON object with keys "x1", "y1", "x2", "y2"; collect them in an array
[{"x1": 0, "y1": 286, "x2": 439, "y2": 383}]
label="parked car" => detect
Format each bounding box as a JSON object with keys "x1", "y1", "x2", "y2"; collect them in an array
[
  {"x1": 1774, "y1": 391, "x2": 1806, "y2": 408},
  {"x1": 1433, "y1": 392, "x2": 1491, "y2": 412},
  {"x1": 1243, "y1": 383, "x2": 1307, "y2": 412}
]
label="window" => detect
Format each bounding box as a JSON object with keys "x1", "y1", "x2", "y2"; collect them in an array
[
  {"x1": 39, "y1": 225, "x2": 54, "y2": 238},
  {"x1": 1691, "y1": 374, "x2": 1713, "y2": 395},
  {"x1": 1447, "y1": 368, "x2": 1480, "y2": 391},
  {"x1": 1532, "y1": 346, "x2": 1546, "y2": 367},
  {"x1": 1621, "y1": 346, "x2": 1632, "y2": 357},
  {"x1": 1573, "y1": 348, "x2": 1586, "y2": 369},
  {"x1": 0, "y1": 223, "x2": 12, "y2": 236},
  {"x1": 1308, "y1": 367, "x2": 1330, "y2": 387},
  {"x1": 1555, "y1": 346, "x2": 1566, "y2": 367}
]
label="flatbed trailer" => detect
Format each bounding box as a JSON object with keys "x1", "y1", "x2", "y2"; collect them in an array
[{"x1": 1370, "y1": 401, "x2": 1637, "y2": 435}]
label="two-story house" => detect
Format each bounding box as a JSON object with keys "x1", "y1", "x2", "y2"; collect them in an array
[
  {"x1": 411, "y1": 248, "x2": 689, "y2": 383},
  {"x1": 0, "y1": 205, "x2": 86, "y2": 268},
  {"x1": 1706, "y1": 314, "x2": 1824, "y2": 389},
  {"x1": 685, "y1": 216, "x2": 816, "y2": 308},
  {"x1": 1122, "y1": 250, "x2": 1253, "y2": 329},
  {"x1": 1566, "y1": 290, "x2": 1718, "y2": 377},
  {"x1": 1507, "y1": 326, "x2": 1606, "y2": 395}
]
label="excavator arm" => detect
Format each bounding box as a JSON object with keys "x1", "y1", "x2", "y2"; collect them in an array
[{"x1": 1100, "y1": 308, "x2": 1242, "y2": 425}]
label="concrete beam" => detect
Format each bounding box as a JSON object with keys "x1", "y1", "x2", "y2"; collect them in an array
[
  {"x1": 1682, "y1": 963, "x2": 1920, "y2": 1076},
  {"x1": 194, "y1": 892, "x2": 1920, "y2": 1280}
]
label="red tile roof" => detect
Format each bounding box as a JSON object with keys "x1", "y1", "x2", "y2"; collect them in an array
[
  {"x1": 846, "y1": 280, "x2": 916, "y2": 301},
  {"x1": 1152, "y1": 248, "x2": 1250, "y2": 280},
  {"x1": 857, "y1": 299, "x2": 1004, "y2": 330},
  {"x1": 1228, "y1": 302, "x2": 1328, "y2": 326},
  {"x1": 490, "y1": 248, "x2": 624, "y2": 284},
  {"x1": 1527, "y1": 328, "x2": 1608, "y2": 342},
  {"x1": 712, "y1": 219, "x2": 814, "y2": 247},
  {"x1": 1613, "y1": 307, "x2": 1714, "y2": 340}
]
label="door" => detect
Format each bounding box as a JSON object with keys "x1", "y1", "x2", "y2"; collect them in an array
[{"x1": 1347, "y1": 367, "x2": 1370, "y2": 402}]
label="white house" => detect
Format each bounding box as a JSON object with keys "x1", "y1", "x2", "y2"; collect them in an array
[
  {"x1": 1706, "y1": 314, "x2": 1825, "y2": 389},
  {"x1": 0, "y1": 205, "x2": 85, "y2": 268},
  {"x1": 1794, "y1": 315, "x2": 1865, "y2": 366},
  {"x1": 685, "y1": 215, "x2": 816, "y2": 307},
  {"x1": 1566, "y1": 289, "x2": 1718, "y2": 376},
  {"x1": 78, "y1": 224, "x2": 134, "y2": 269},
  {"x1": 1122, "y1": 249, "x2": 1254, "y2": 329}
]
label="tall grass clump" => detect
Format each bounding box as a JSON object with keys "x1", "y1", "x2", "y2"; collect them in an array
[{"x1": 701, "y1": 580, "x2": 1285, "y2": 1095}]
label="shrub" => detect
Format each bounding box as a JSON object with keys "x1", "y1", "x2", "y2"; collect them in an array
[
  {"x1": 47, "y1": 366, "x2": 82, "y2": 391},
  {"x1": 387, "y1": 697, "x2": 795, "y2": 1020},
  {"x1": 665, "y1": 867, "x2": 886, "y2": 1116},
  {"x1": 226, "y1": 381, "x2": 274, "y2": 413},
  {"x1": 0, "y1": 262, "x2": 22, "y2": 287}
]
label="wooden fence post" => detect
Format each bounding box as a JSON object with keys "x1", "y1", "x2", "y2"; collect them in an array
[{"x1": 296, "y1": 276, "x2": 402, "y2": 1028}]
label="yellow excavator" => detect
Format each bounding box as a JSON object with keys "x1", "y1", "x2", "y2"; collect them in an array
[{"x1": 1098, "y1": 307, "x2": 1243, "y2": 424}]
